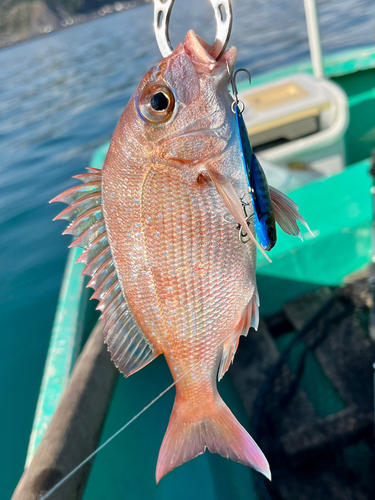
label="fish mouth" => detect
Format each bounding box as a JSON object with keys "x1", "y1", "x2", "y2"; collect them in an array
[
  {"x1": 184, "y1": 30, "x2": 237, "y2": 75},
  {"x1": 165, "y1": 110, "x2": 231, "y2": 142},
  {"x1": 160, "y1": 32, "x2": 236, "y2": 144}
]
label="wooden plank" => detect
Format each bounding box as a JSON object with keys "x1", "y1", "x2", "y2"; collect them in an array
[{"x1": 12, "y1": 322, "x2": 118, "y2": 500}]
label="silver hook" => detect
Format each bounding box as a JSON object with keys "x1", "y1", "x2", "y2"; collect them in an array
[
  {"x1": 154, "y1": 0, "x2": 233, "y2": 61},
  {"x1": 228, "y1": 67, "x2": 251, "y2": 114},
  {"x1": 230, "y1": 68, "x2": 251, "y2": 104}
]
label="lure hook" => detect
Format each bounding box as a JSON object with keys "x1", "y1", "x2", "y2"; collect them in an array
[
  {"x1": 154, "y1": 0, "x2": 233, "y2": 61},
  {"x1": 229, "y1": 67, "x2": 252, "y2": 114},
  {"x1": 223, "y1": 197, "x2": 255, "y2": 246}
]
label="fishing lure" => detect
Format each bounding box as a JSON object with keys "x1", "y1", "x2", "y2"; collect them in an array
[{"x1": 230, "y1": 69, "x2": 277, "y2": 251}]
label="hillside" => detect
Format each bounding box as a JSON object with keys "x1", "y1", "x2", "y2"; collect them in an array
[{"x1": 0, "y1": 0, "x2": 149, "y2": 48}]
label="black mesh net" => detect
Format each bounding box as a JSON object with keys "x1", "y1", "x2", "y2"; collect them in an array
[{"x1": 249, "y1": 281, "x2": 375, "y2": 500}]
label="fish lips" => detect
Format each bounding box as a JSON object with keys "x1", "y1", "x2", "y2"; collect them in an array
[{"x1": 184, "y1": 30, "x2": 237, "y2": 76}]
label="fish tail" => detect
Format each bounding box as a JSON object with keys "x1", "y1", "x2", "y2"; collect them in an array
[{"x1": 155, "y1": 393, "x2": 271, "y2": 483}]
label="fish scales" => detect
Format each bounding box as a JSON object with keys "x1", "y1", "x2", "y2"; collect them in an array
[{"x1": 103, "y1": 158, "x2": 254, "y2": 398}]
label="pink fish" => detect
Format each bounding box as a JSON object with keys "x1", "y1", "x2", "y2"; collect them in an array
[{"x1": 52, "y1": 31, "x2": 309, "y2": 483}]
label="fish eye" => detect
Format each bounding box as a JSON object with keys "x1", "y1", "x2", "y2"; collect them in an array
[
  {"x1": 151, "y1": 92, "x2": 169, "y2": 111},
  {"x1": 139, "y1": 83, "x2": 175, "y2": 124}
]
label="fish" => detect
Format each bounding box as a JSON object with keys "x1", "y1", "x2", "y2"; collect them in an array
[{"x1": 52, "y1": 30, "x2": 310, "y2": 483}]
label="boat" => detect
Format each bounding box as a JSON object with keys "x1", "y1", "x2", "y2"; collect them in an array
[{"x1": 14, "y1": 0, "x2": 375, "y2": 498}]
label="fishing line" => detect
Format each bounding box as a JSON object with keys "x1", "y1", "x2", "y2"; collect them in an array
[
  {"x1": 39, "y1": 327, "x2": 244, "y2": 499},
  {"x1": 39, "y1": 377, "x2": 176, "y2": 499}
]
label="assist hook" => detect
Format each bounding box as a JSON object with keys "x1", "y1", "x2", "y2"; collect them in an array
[
  {"x1": 154, "y1": 0, "x2": 233, "y2": 61},
  {"x1": 229, "y1": 67, "x2": 252, "y2": 114}
]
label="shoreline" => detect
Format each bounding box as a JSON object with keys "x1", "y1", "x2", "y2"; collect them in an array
[{"x1": 0, "y1": 0, "x2": 152, "y2": 50}]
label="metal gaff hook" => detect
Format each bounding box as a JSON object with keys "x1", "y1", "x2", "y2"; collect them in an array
[{"x1": 154, "y1": 0, "x2": 233, "y2": 61}]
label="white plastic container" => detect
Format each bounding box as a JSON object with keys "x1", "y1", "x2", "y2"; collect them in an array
[{"x1": 239, "y1": 73, "x2": 349, "y2": 175}]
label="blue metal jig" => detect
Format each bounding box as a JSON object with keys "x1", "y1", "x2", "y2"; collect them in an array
[{"x1": 230, "y1": 68, "x2": 277, "y2": 251}]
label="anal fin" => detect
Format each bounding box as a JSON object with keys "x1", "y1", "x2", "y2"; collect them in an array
[{"x1": 218, "y1": 290, "x2": 259, "y2": 381}]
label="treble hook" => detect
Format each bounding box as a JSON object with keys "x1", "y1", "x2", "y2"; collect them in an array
[
  {"x1": 228, "y1": 67, "x2": 251, "y2": 114},
  {"x1": 154, "y1": 0, "x2": 233, "y2": 61}
]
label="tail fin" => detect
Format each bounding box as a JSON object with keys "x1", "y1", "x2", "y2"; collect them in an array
[{"x1": 156, "y1": 395, "x2": 271, "y2": 483}]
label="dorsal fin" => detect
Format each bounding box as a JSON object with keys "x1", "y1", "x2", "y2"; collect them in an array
[{"x1": 51, "y1": 169, "x2": 158, "y2": 377}]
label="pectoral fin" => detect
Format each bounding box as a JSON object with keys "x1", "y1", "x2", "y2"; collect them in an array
[{"x1": 209, "y1": 171, "x2": 272, "y2": 262}]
